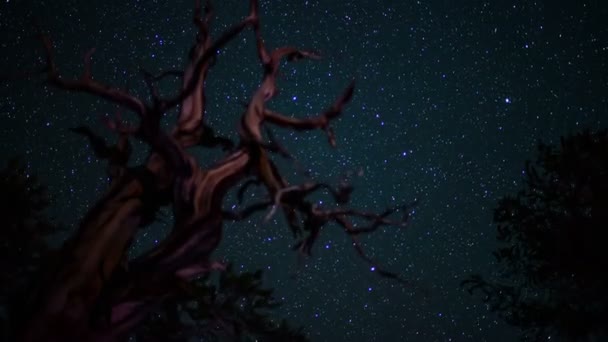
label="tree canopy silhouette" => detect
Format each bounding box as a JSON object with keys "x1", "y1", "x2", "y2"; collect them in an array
[
  {"x1": 463, "y1": 129, "x2": 608, "y2": 341},
  {"x1": 0, "y1": 157, "x2": 62, "y2": 341},
  {"x1": 2, "y1": 0, "x2": 415, "y2": 340}
]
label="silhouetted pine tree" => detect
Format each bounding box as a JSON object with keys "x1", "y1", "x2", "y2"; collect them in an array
[{"x1": 463, "y1": 130, "x2": 608, "y2": 341}]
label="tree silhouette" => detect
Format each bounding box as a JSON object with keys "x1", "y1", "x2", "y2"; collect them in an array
[
  {"x1": 133, "y1": 265, "x2": 308, "y2": 342},
  {"x1": 463, "y1": 129, "x2": 608, "y2": 341},
  {"x1": 0, "y1": 157, "x2": 62, "y2": 341},
  {"x1": 4, "y1": 0, "x2": 415, "y2": 340}
]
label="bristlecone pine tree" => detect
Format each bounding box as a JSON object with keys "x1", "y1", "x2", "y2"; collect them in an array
[{"x1": 5, "y1": 0, "x2": 415, "y2": 340}]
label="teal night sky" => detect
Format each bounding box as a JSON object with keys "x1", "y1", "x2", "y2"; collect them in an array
[{"x1": 1, "y1": 1, "x2": 607, "y2": 341}]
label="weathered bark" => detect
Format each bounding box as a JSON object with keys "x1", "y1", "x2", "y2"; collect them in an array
[{"x1": 15, "y1": 0, "x2": 414, "y2": 340}]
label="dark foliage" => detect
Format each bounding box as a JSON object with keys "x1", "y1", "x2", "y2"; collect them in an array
[
  {"x1": 135, "y1": 265, "x2": 308, "y2": 341},
  {"x1": 463, "y1": 129, "x2": 608, "y2": 341},
  {"x1": 0, "y1": 157, "x2": 62, "y2": 340}
]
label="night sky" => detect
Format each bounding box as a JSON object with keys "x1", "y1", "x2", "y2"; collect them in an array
[{"x1": 1, "y1": 0, "x2": 607, "y2": 341}]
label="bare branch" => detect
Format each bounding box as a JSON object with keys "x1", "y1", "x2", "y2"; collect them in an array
[
  {"x1": 222, "y1": 200, "x2": 271, "y2": 221},
  {"x1": 268, "y1": 80, "x2": 354, "y2": 144},
  {"x1": 334, "y1": 215, "x2": 414, "y2": 287},
  {"x1": 144, "y1": 69, "x2": 184, "y2": 82},
  {"x1": 141, "y1": 69, "x2": 162, "y2": 105},
  {"x1": 38, "y1": 33, "x2": 147, "y2": 116},
  {"x1": 239, "y1": 48, "x2": 324, "y2": 145},
  {"x1": 167, "y1": 0, "x2": 259, "y2": 111}
]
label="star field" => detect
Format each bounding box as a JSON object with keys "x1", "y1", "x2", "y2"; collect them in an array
[{"x1": 1, "y1": 0, "x2": 607, "y2": 341}]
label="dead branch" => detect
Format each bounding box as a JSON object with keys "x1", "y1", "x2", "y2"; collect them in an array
[{"x1": 38, "y1": 33, "x2": 147, "y2": 116}]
